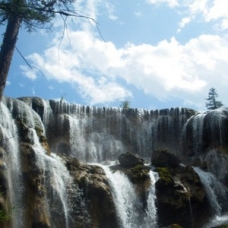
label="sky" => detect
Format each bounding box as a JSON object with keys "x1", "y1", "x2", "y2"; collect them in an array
[{"x1": 2, "y1": 0, "x2": 228, "y2": 111}]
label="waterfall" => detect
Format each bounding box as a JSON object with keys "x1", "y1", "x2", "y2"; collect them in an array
[
  {"x1": 191, "y1": 113, "x2": 206, "y2": 154},
  {"x1": 4, "y1": 96, "x2": 228, "y2": 227},
  {"x1": 101, "y1": 166, "x2": 139, "y2": 228},
  {"x1": 143, "y1": 171, "x2": 158, "y2": 227},
  {"x1": 208, "y1": 108, "x2": 227, "y2": 148},
  {"x1": 101, "y1": 165, "x2": 157, "y2": 228},
  {"x1": 17, "y1": 98, "x2": 194, "y2": 162},
  {"x1": 203, "y1": 214, "x2": 228, "y2": 228},
  {"x1": 0, "y1": 101, "x2": 24, "y2": 228},
  {"x1": 193, "y1": 167, "x2": 228, "y2": 215},
  {"x1": 29, "y1": 128, "x2": 72, "y2": 228}
]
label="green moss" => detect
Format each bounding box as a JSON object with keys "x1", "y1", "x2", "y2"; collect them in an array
[
  {"x1": 170, "y1": 224, "x2": 183, "y2": 228},
  {"x1": 156, "y1": 167, "x2": 174, "y2": 184},
  {"x1": 130, "y1": 164, "x2": 143, "y2": 172},
  {"x1": 35, "y1": 126, "x2": 43, "y2": 138},
  {"x1": 0, "y1": 209, "x2": 11, "y2": 222}
]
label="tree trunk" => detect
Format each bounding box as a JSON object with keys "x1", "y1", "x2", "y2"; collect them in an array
[{"x1": 0, "y1": 15, "x2": 21, "y2": 101}]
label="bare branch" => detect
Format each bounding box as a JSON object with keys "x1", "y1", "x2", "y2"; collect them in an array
[{"x1": 16, "y1": 46, "x2": 45, "y2": 77}]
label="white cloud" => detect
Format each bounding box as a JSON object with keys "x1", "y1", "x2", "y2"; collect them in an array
[
  {"x1": 21, "y1": 25, "x2": 228, "y2": 108},
  {"x1": 147, "y1": 0, "x2": 228, "y2": 32},
  {"x1": 177, "y1": 17, "x2": 192, "y2": 32},
  {"x1": 104, "y1": 2, "x2": 118, "y2": 21},
  {"x1": 183, "y1": 1, "x2": 228, "y2": 31},
  {"x1": 146, "y1": 0, "x2": 179, "y2": 8},
  {"x1": 19, "y1": 0, "x2": 228, "y2": 109}
]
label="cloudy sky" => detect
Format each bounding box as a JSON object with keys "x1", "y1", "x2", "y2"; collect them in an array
[{"x1": 3, "y1": 0, "x2": 228, "y2": 111}]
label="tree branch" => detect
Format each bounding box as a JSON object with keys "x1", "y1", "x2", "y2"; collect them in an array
[{"x1": 16, "y1": 46, "x2": 45, "y2": 77}]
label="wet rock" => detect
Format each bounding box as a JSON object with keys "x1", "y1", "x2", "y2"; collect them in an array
[
  {"x1": 118, "y1": 152, "x2": 144, "y2": 168},
  {"x1": 151, "y1": 148, "x2": 180, "y2": 167},
  {"x1": 72, "y1": 163, "x2": 119, "y2": 228},
  {"x1": 162, "y1": 225, "x2": 183, "y2": 228},
  {"x1": 154, "y1": 163, "x2": 211, "y2": 228}
]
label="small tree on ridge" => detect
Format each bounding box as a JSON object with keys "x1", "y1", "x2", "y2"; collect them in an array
[
  {"x1": 120, "y1": 100, "x2": 131, "y2": 109},
  {"x1": 205, "y1": 87, "x2": 223, "y2": 110}
]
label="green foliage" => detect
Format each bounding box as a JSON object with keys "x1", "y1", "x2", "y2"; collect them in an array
[
  {"x1": 0, "y1": 208, "x2": 11, "y2": 222},
  {"x1": 170, "y1": 224, "x2": 183, "y2": 228},
  {"x1": 205, "y1": 87, "x2": 223, "y2": 110},
  {"x1": 0, "y1": 188, "x2": 11, "y2": 223},
  {"x1": 156, "y1": 167, "x2": 174, "y2": 184},
  {"x1": 0, "y1": 0, "x2": 76, "y2": 31},
  {"x1": 120, "y1": 100, "x2": 131, "y2": 109}
]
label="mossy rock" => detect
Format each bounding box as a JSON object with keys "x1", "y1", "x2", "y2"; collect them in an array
[
  {"x1": 156, "y1": 167, "x2": 174, "y2": 185},
  {"x1": 171, "y1": 224, "x2": 183, "y2": 228}
]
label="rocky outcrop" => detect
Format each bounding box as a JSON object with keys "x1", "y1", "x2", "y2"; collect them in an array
[
  {"x1": 110, "y1": 152, "x2": 152, "y2": 213},
  {"x1": 118, "y1": 151, "x2": 144, "y2": 167},
  {"x1": 152, "y1": 149, "x2": 212, "y2": 228},
  {"x1": 66, "y1": 161, "x2": 119, "y2": 228},
  {"x1": 151, "y1": 148, "x2": 180, "y2": 167}
]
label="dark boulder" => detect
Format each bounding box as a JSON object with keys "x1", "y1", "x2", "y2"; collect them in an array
[
  {"x1": 72, "y1": 163, "x2": 119, "y2": 228},
  {"x1": 151, "y1": 148, "x2": 180, "y2": 167},
  {"x1": 155, "y1": 164, "x2": 212, "y2": 228},
  {"x1": 118, "y1": 152, "x2": 144, "y2": 168}
]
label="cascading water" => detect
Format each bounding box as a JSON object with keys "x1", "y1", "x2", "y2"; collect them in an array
[
  {"x1": 0, "y1": 101, "x2": 24, "y2": 228},
  {"x1": 191, "y1": 113, "x2": 206, "y2": 154},
  {"x1": 101, "y1": 165, "x2": 158, "y2": 228},
  {"x1": 29, "y1": 128, "x2": 73, "y2": 228},
  {"x1": 101, "y1": 165, "x2": 139, "y2": 228},
  {"x1": 3, "y1": 96, "x2": 228, "y2": 227},
  {"x1": 193, "y1": 167, "x2": 228, "y2": 216},
  {"x1": 203, "y1": 214, "x2": 228, "y2": 228},
  {"x1": 143, "y1": 171, "x2": 158, "y2": 228},
  {"x1": 18, "y1": 97, "x2": 195, "y2": 162}
]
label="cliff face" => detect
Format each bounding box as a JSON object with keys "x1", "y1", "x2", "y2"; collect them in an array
[
  {"x1": 18, "y1": 97, "x2": 197, "y2": 161},
  {"x1": 1, "y1": 96, "x2": 228, "y2": 228}
]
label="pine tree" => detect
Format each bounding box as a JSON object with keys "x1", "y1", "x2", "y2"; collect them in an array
[
  {"x1": 205, "y1": 88, "x2": 223, "y2": 110},
  {"x1": 120, "y1": 100, "x2": 131, "y2": 109}
]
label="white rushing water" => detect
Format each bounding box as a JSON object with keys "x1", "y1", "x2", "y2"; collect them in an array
[
  {"x1": 143, "y1": 171, "x2": 158, "y2": 227},
  {"x1": 192, "y1": 113, "x2": 206, "y2": 154},
  {"x1": 68, "y1": 113, "x2": 124, "y2": 162},
  {"x1": 203, "y1": 214, "x2": 228, "y2": 228},
  {"x1": 101, "y1": 165, "x2": 157, "y2": 228},
  {"x1": 193, "y1": 167, "x2": 227, "y2": 216},
  {"x1": 30, "y1": 128, "x2": 72, "y2": 228},
  {"x1": 0, "y1": 102, "x2": 23, "y2": 228}
]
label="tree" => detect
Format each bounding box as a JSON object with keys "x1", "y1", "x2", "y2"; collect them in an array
[
  {"x1": 205, "y1": 87, "x2": 223, "y2": 110},
  {"x1": 0, "y1": 0, "x2": 90, "y2": 101},
  {"x1": 120, "y1": 100, "x2": 131, "y2": 109}
]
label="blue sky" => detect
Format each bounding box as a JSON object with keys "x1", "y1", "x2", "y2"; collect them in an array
[{"x1": 2, "y1": 0, "x2": 228, "y2": 111}]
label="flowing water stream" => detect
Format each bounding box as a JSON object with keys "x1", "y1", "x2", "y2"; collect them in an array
[
  {"x1": 0, "y1": 102, "x2": 24, "y2": 228},
  {"x1": 101, "y1": 165, "x2": 158, "y2": 228}
]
